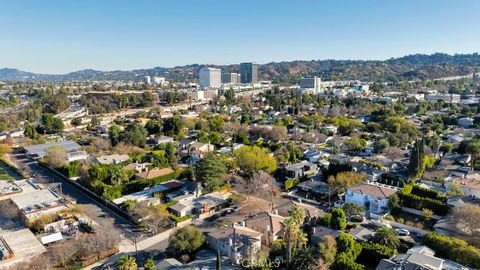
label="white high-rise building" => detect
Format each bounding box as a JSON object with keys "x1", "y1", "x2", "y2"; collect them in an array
[
  {"x1": 144, "y1": 76, "x2": 151, "y2": 84},
  {"x1": 199, "y1": 67, "x2": 221, "y2": 89},
  {"x1": 152, "y1": 76, "x2": 166, "y2": 85},
  {"x1": 299, "y1": 76, "x2": 322, "y2": 94}
]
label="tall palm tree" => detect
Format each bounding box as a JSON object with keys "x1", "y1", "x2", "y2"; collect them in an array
[
  {"x1": 372, "y1": 226, "x2": 400, "y2": 249},
  {"x1": 118, "y1": 255, "x2": 137, "y2": 270},
  {"x1": 284, "y1": 216, "x2": 307, "y2": 266},
  {"x1": 290, "y1": 247, "x2": 316, "y2": 270}
]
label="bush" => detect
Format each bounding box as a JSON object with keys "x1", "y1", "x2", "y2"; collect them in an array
[
  {"x1": 284, "y1": 178, "x2": 300, "y2": 190},
  {"x1": 424, "y1": 232, "x2": 480, "y2": 268},
  {"x1": 399, "y1": 184, "x2": 448, "y2": 215},
  {"x1": 357, "y1": 241, "x2": 397, "y2": 267},
  {"x1": 384, "y1": 215, "x2": 394, "y2": 221},
  {"x1": 411, "y1": 185, "x2": 444, "y2": 201}
]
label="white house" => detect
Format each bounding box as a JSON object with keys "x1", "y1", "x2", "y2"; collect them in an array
[
  {"x1": 94, "y1": 154, "x2": 130, "y2": 165},
  {"x1": 458, "y1": 117, "x2": 474, "y2": 128},
  {"x1": 207, "y1": 223, "x2": 262, "y2": 265},
  {"x1": 345, "y1": 183, "x2": 398, "y2": 215}
]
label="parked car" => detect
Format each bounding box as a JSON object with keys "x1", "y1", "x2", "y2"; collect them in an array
[{"x1": 396, "y1": 228, "x2": 410, "y2": 236}]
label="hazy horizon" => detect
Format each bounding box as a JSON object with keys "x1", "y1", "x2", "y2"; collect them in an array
[{"x1": 1, "y1": 0, "x2": 480, "y2": 74}]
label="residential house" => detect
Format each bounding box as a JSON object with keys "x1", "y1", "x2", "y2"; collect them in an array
[
  {"x1": 207, "y1": 223, "x2": 262, "y2": 265},
  {"x1": 375, "y1": 245, "x2": 469, "y2": 270},
  {"x1": 329, "y1": 154, "x2": 350, "y2": 164},
  {"x1": 296, "y1": 178, "x2": 330, "y2": 197},
  {"x1": 123, "y1": 162, "x2": 150, "y2": 173},
  {"x1": 310, "y1": 225, "x2": 341, "y2": 246},
  {"x1": 345, "y1": 183, "x2": 398, "y2": 216},
  {"x1": 458, "y1": 117, "x2": 474, "y2": 128},
  {"x1": 135, "y1": 167, "x2": 174, "y2": 180},
  {"x1": 352, "y1": 162, "x2": 383, "y2": 182},
  {"x1": 23, "y1": 141, "x2": 82, "y2": 159},
  {"x1": 168, "y1": 192, "x2": 227, "y2": 218},
  {"x1": 284, "y1": 161, "x2": 318, "y2": 180},
  {"x1": 186, "y1": 141, "x2": 214, "y2": 164},
  {"x1": 94, "y1": 154, "x2": 130, "y2": 165},
  {"x1": 147, "y1": 135, "x2": 175, "y2": 146},
  {"x1": 245, "y1": 212, "x2": 285, "y2": 247},
  {"x1": 9, "y1": 188, "x2": 67, "y2": 224}
]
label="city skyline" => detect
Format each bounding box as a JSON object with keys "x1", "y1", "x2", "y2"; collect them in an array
[{"x1": 1, "y1": 0, "x2": 480, "y2": 74}]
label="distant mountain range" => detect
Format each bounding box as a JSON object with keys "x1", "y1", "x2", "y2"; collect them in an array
[{"x1": 1, "y1": 53, "x2": 480, "y2": 83}]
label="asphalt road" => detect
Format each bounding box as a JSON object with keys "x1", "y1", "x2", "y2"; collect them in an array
[{"x1": 8, "y1": 153, "x2": 141, "y2": 240}]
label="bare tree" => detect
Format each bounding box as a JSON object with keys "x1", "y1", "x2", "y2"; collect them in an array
[
  {"x1": 450, "y1": 203, "x2": 480, "y2": 236},
  {"x1": 45, "y1": 146, "x2": 68, "y2": 168},
  {"x1": 383, "y1": 146, "x2": 404, "y2": 163},
  {"x1": 237, "y1": 171, "x2": 281, "y2": 211}
]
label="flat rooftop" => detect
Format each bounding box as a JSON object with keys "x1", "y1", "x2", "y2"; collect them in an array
[
  {"x1": 23, "y1": 141, "x2": 81, "y2": 157},
  {"x1": 0, "y1": 228, "x2": 46, "y2": 268},
  {"x1": 10, "y1": 188, "x2": 63, "y2": 214}
]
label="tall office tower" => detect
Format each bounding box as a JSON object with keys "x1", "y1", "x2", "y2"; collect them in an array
[
  {"x1": 221, "y1": 72, "x2": 240, "y2": 84},
  {"x1": 239, "y1": 62, "x2": 259, "y2": 83},
  {"x1": 300, "y1": 76, "x2": 322, "y2": 89},
  {"x1": 144, "y1": 76, "x2": 151, "y2": 84},
  {"x1": 199, "y1": 67, "x2": 221, "y2": 89}
]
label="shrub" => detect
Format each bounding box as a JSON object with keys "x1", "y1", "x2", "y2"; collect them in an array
[
  {"x1": 384, "y1": 215, "x2": 394, "y2": 221},
  {"x1": 284, "y1": 178, "x2": 300, "y2": 190},
  {"x1": 424, "y1": 232, "x2": 480, "y2": 268},
  {"x1": 357, "y1": 241, "x2": 397, "y2": 267}
]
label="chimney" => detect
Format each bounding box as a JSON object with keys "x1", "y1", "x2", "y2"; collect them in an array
[
  {"x1": 241, "y1": 220, "x2": 246, "y2": 227},
  {"x1": 312, "y1": 227, "x2": 316, "y2": 234},
  {"x1": 274, "y1": 209, "x2": 278, "y2": 215}
]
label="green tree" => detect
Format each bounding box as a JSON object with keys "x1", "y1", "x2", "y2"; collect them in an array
[
  {"x1": 344, "y1": 138, "x2": 367, "y2": 152},
  {"x1": 336, "y1": 234, "x2": 362, "y2": 258},
  {"x1": 330, "y1": 208, "x2": 347, "y2": 231},
  {"x1": 109, "y1": 124, "x2": 122, "y2": 146},
  {"x1": 143, "y1": 257, "x2": 155, "y2": 270},
  {"x1": 342, "y1": 203, "x2": 364, "y2": 220},
  {"x1": 372, "y1": 226, "x2": 400, "y2": 249},
  {"x1": 331, "y1": 252, "x2": 365, "y2": 270},
  {"x1": 195, "y1": 153, "x2": 227, "y2": 192},
  {"x1": 71, "y1": 117, "x2": 82, "y2": 126},
  {"x1": 373, "y1": 138, "x2": 389, "y2": 153},
  {"x1": 24, "y1": 124, "x2": 39, "y2": 139},
  {"x1": 167, "y1": 226, "x2": 205, "y2": 256},
  {"x1": 165, "y1": 142, "x2": 178, "y2": 169},
  {"x1": 163, "y1": 117, "x2": 183, "y2": 137},
  {"x1": 233, "y1": 145, "x2": 277, "y2": 176},
  {"x1": 290, "y1": 247, "x2": 316, "y2": 270},
  {"x1": 317, "y1": 235, "x2": 337, "y2": 266},
  {"x1": 117, "y1": 255, "x2": 137, "y2": 270},
  {"x1": 224, "y1": 88, "x2": 235, "y2": 104},
  {"x1": 41, "y1": 113, "x2": 64, "y2": 134},
  {"x1": 439, "y1": 143, "x2": 454, "y2": 155},
  {"x1": 408, "y1": 138, "x2": 425, "y2": 178},
  {"x1": 123, "y1": 124, "x2": 148, "y2": 147},
  {"x1": 145, "y1": 119, "x2": 162, "y2": 135}
]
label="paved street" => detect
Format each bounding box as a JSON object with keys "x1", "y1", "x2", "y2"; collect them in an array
[{"x1": 7, "y1": 153, "x2": 140, "y2": 240}]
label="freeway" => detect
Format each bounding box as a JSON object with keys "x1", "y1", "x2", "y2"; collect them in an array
[{"x1": 7, "y1": 153, "x2": 141, "y2": 240}]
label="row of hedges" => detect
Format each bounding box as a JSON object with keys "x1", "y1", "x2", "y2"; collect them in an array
[
  {"x1": 424, "y1": 232, "x2": 480, "y2": 269},
  {"x1": 122, "y1": 170, "x2": 180, "y2": 195},
  {"x1": 399, "y1": 184, "x2": 448, "y2": 215},
  {"x1": 411, "y1": 185, "x2": 444, "y2": 201},
  {"x1": 356, "y1": 241, "x2": 397, "y2": 267},
  {"x1": 400, "y1": 193, "x2": 449, "y2": 215}
]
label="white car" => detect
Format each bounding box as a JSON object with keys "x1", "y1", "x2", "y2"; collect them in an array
[{"x1": 396, "y1": 228, "x2": 410, "y2": 236}]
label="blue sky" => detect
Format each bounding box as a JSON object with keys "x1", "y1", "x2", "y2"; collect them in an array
[{"x1": 1, "y1": 0, "x2": 479, "y2": 74}]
